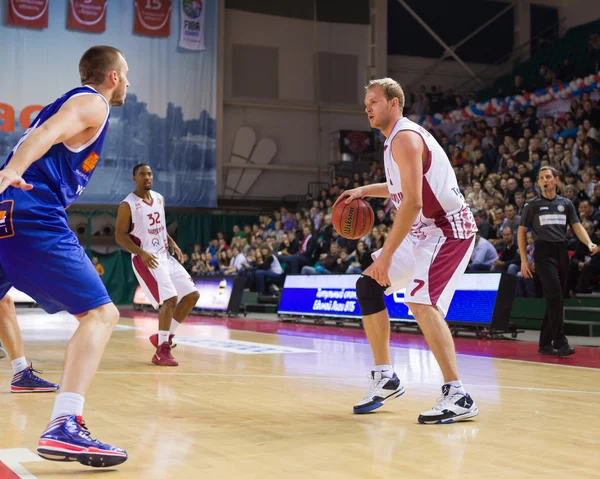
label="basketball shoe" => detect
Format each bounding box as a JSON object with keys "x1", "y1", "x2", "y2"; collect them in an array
[
  {"x1": 353, "y1": 371, "x2": 405, "y2": 414},
  {"x1": 37, "y1": 415, "x2": 128, "y2": 467},
  {"x1": 11, "y1": 364, "x2": 59, "y2": 393},
  {"x1": 418, "y1": 384, "x2": 479, "y2": 424},
  {"x1": 152, "y1": 342, "x2": 178, "y2": 366},
  {"x1": 149, "y1": 333, "x2": 176, "y2": 348}
]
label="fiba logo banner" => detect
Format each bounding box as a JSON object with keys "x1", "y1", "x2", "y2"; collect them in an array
[
  {"x1": 183, "y1": 0, "x2": 202, "y2": 17},
  {"x1": 179, "y1": 0, "x2": 206, "y2": 51},
  {"x1": 67, "y1": 0, "x2": 109, "y2": 33},
  {"x1": 134, "y1": 0, "x2": 172, "y2": 37},
  {"x1": 8, "y1": 0, "x2": 49, "y2": 28}
]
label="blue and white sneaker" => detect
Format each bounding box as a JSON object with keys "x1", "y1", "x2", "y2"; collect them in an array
[
  {"x1": 353, "y1": 371, "x2": 405, "y2": 414},
  {"x1": 418, "y1": 384, "x2": 479, "y2": 424},
  {"x1": 11, "y1": 364, "x2": 59, "y2": 393},
  {"x1": 37, "y1": 415, "x2": 128, "y2": 468}
]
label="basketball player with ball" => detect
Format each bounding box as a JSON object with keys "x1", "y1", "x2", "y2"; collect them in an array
[{"x1": 334, "y1": 78, "x2": 479, "y2": 423}]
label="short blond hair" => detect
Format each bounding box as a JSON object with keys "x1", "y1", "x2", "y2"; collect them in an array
[{"x1": 366, "y1": 78, "x2": 405, "y2": 112}]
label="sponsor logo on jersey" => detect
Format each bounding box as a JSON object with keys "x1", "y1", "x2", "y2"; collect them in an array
[
  {"x1": 390, "y1": 192, "x2": 403, "y2": 204},
  {"x1": 148, "y1": 225, "x2": 165, "y2": 235},
  {"x1": 540, "y1": 206, "x2": 549, "y2": 210},
  {"x1": 152, "y1": 237, "x2": 160, "y2": 248},
  {"x1": 540, "y1": 214, "x2": 567, "y2": 226},
  {"x1": 75, "y1": 169, "x2": 89, "y2": 181},
  {"x1": 82, "y1": 152, "x2": 99, "y2": 173}
]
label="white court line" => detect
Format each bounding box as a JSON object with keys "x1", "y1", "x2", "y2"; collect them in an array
[
  {"x1": 1, "y1": 369, "x2": 599, "y2": 395},
  {"x1": 127, "y1": 317, "x2": 600, "y2": 371},
  {"x1": 466, "y1": 355, "x2": 600, "y2": 371}
]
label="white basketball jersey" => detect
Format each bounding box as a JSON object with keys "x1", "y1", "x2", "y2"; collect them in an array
[
  {"x1": 383, "y1": 117, "x2": 476, "y2": 240},
  {"x1": 121, "y1": 191, "x2": 169, "y2": 257}
]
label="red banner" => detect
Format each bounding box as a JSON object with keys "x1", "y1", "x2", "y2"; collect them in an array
[
  {"x1": 67, "y1": 0, "x2": 108, "y2": 33},
  {"x1": 7, "y1": 0, "x2": 49, "y2": 28},
  {"x1": 133, "y1": 0, "x2": 172, "y2": 37}
]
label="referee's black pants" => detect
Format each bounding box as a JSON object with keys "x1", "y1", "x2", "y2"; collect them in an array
[{"x1": 534, "y1": 241, "x2": 569, "y2": 349}]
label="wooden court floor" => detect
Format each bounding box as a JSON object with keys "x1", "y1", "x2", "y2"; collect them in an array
[{"x1": 0, "y1": 309, "x2": 599, "y2": 478}]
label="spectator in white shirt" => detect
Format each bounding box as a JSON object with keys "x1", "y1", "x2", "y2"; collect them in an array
[
  {"x1": 468, "y1": 232, "x2": 498, "y2": 272},
  {"x1": 225, "y1": 247, "x2": 248, "y2": 275}
]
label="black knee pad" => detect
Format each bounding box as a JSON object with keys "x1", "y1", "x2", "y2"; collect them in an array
[{"x1": 356, "y1": 275, "x2": 387, "y2": 316}]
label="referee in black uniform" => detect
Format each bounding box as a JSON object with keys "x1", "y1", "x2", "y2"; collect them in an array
[{"x1": 518, "y1": 166, "x2": 598, "y2": 356}]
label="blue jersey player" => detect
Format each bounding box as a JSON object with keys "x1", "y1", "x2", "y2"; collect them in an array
[{"x1": 0, "y1": 46, "x2": 129, "y2": 467}]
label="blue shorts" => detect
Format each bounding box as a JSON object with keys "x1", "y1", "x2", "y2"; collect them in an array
[{"x1": 0, "y1": 184, "x2": 111, "y2": 315}]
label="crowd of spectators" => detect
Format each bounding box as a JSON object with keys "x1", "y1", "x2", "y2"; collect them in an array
[
  {"x1": 431, "y1": 87, "x2": 600, "y2": 296},
  {"x1": 180, "y1": 187, "x2": 391, "y2": 295},
  {"x1": 406, "y1": 55, "x2": 580, "y2": 117},
  {"x1": 406, "y1": 30, "x2": 600, "y2": 116},
  {"x1": 184, "y1": 86, "x2": 600, "y2": 299}
]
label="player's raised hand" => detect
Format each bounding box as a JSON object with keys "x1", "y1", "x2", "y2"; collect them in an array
[
  {"x1": 0, "y1": 168, "x2": 33, "y2": 194},
  {"x1": 333, "y1": 187, "x2": 365, "y2": 208},
  {"x1": 140, "y1": 251, "x2": 159, "y2": 269}
]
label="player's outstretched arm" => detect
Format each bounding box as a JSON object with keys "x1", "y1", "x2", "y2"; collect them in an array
[
  {"x1": 367, "y1": 132, "x2": 422, "y2": 287},
  {"x1": 115, "y1": 202, "x2": 159, "y2": 269},
  {"x1": 333, "y1": 183, "x2": 389, "y2": 207},
  {"x1": 5, "y1": 95, "x2": 108, "y2": 178},
  {"x1": 380, "y1": 132, "x2": 423, "y2": 256}
]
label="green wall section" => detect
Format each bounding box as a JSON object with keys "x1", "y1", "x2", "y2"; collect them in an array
[
  {"x1": 510, "y1": 297, "x2": 600, "y2": 336},
  {"x1": 91, "y1": 250, "x2": 138, "y2": 305}
]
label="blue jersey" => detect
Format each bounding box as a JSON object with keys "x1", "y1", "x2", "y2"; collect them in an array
[
  {"x1": 0, "y1": 86, "x2": 112, "y2": 315},
  {"x1": 2, "y1": 86, "x2": 110, "y2": 209}
]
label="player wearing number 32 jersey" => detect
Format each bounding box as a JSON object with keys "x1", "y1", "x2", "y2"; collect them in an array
[{"x1": 116, "y1": 164, "x2": 199, "y2": 367}]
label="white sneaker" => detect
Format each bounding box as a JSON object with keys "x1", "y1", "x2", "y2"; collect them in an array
[
  {"x1": 418, "y1": 384, "x2": 479, "y2": 424},
  {"x1": 353, "y1": 371, "x2": 405, "y2": 414}
]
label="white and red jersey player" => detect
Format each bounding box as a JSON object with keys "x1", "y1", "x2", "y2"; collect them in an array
[
  {"x1": 121, "y1": 190, "x2": 197, "y2": 309},
  {"x1": 372, "y1": 117, "x2": 477, "y2": 316},
  {"x1": 383, "y1": 117, "x2": 476, "y2": 240}
]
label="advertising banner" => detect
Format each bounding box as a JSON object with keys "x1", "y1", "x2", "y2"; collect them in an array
[
  {"x1": 179, "y1": 0, "x2": 206, "y2": 51},
  {"x1": 278, "y1": 273, "x2": 503, "y2": 325},
  {"x1": 133, "y1": 0, "x2": 172, "y2": 37},
  {"x1": 67, "y1": 0, "x2": 108, "y2": 33},
  {"x1": 7, "y1": 0, "x2": 49, "y2": 28},
  {"x1": 134, "y1": 276, "x2": 235, "y2": 312}
]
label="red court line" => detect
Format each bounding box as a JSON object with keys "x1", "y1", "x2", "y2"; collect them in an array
[
  {"x1": 0, "y1": 461, "x2": 20, "y2": 479},
  {"x1": 121, "y1": 310, "x2": 600, "y2": 369}
]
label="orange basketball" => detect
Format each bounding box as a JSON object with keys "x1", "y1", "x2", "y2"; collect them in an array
[{"x1": 332, "y1": 198, "x2": 375, "y2": 240}]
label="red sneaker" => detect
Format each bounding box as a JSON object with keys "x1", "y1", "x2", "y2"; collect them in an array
[
  {"x1": 152, "y1": 342, "x2": 179, "y2": 367},
  {"x1": 149, "y1": 334, "x2": 176, "y2": 348}
]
